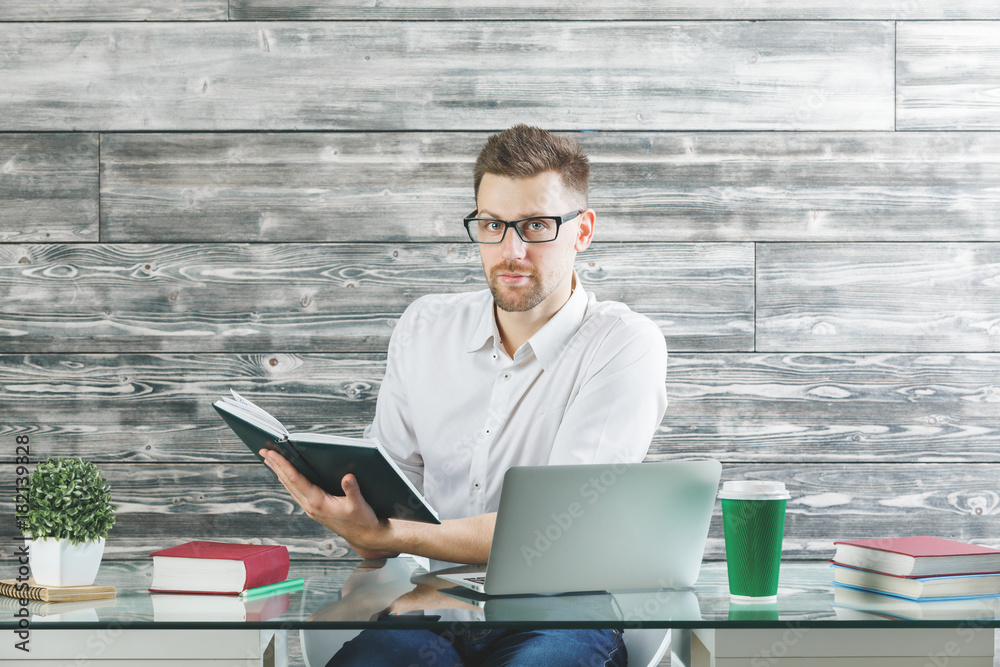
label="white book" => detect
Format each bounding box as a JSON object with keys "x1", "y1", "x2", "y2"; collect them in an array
[
  {"x1": 833, "y1": 584, "x2": 1000, "y2": 621},
  {"x1": 832, "y1": 563, "x2": 1000, "y2": 599}
]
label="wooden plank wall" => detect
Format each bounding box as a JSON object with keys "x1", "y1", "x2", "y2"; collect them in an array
[{"x1": 2, "y1": 4, "x2": 1000, "y2": 570}]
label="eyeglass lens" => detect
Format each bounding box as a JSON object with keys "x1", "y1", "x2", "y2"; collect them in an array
[{"x1": 473, "y1": 218, "x2": 557, "y2": 243}]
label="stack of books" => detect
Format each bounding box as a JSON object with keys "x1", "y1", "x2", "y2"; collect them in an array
[
  {"x1": 147, "y1": 541, "x2": 302, "y2": 622},
  {"x1": 831, "y1": 536, "x2": 1000, "y2": 619}
]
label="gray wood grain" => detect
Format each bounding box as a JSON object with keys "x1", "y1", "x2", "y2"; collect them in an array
[
  {"x1": 231, "y1": 0, "x2": 1000, "y2": 21},
  {"x1": 658, "y1": 353, "x2": 1000, "y2": 463},
  {"x1": 4, "y1": 353, "x2": 998, "y2": 464},
  {"x1": 3, "y1": 462, "x2": 998, "y2": 560},
  {"x1": 705, "y1": 462, "x2": 1000, "y2": 561},
  {"x1": 0, "y1": 353, "x2": 384, "y2": 462},
  {"x1": 757, "y1": 243, "x2": 1000, "y2": 353},
  {"x1": 102, "y1": 131, "x2": 1000, "y2": 243},
  {"x1": 0, "y1": 21, "x2": 894, "y2": 131},
  {"x1": 0, "y1": 133, "x2": 98, "y2": 242},
  {"x1": 2, "y1": 4, "x2": 996, "y2": 586},
  {"x1": 0, "y1": 1, "x2": 226, "y2": 20},
  {"x1": 898, "y1": 22, "x2": 1000, "y2": 130},
  {"x1": 100, "y1": 132, "x2": 483, "y2": 242},
  {"x1": 0, "y1": 242, "x2": 754, "y2": 353}
]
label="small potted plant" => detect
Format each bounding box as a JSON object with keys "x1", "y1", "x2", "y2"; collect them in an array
[{"x1": 22, "y1": 457, "x2": 117, "y2": 586}]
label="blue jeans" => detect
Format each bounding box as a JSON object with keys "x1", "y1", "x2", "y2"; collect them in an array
[{"x1": 326, "y1": 627, "x2": 627, "y2": 667}]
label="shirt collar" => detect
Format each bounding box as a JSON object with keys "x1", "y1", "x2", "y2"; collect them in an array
[
  {"x1": 465, "y1": 273, "x2": 588, "y2": 371},
  {"x1": 467, "y1": 290, "x2": 499, "y2": 353},
  {"x1": 526, "y1": 276, "x2": 587, "y2": 372}
]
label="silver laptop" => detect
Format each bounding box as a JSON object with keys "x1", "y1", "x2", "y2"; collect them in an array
[{"x1": 437, "y1": 459, "x2": 721, "y2": 596}]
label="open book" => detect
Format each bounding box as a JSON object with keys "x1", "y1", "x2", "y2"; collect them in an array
[{"x1": 213, "y1": 391, "x2": 439, "y2": 524}]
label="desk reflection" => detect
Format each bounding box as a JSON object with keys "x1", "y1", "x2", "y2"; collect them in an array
[{"x1": 306, "y1": 557, "x2": 701, "y2": 625}]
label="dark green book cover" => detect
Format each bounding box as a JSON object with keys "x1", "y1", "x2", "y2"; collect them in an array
[{"x1": 213, "y1": 397, "x2": 439, "y2": 525}]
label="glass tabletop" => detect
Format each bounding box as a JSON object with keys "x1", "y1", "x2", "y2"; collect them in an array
[{"x1": 4, "y1": 560, "x2": 1000, "y2": 630}]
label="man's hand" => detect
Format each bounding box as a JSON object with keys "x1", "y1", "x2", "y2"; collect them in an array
[
  {"x1": 260, "y1": 448, "x2": 497, "y2": 564},
  {"x1": 372, "y1": 583, "x2": 482, "y2": 620},
  {"x1": 308, "y1": 559, "x2": 416, "y2": 622},
  {"x1": 259, "y1": 449, "x2": 400, "y2": 559}
]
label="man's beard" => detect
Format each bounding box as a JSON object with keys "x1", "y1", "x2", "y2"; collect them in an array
[{"x1": 488, "y1": 260, "x2": 550, "y2": 312}]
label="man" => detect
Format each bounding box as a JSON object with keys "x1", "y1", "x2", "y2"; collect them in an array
[{"x1": 261, "y1": 124, "x2": 667, "y2": 665}]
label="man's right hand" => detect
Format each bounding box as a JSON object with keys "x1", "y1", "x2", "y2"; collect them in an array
[
  {"x1": 260, "y1": 449, "x2": 400, "y2": 557},
  {"x1": 261, "y1": 447, "x2": 496, "y2": 564}
]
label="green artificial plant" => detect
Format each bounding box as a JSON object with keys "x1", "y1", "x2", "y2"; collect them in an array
[{"x1": 22, "y1": 457, "x2": 117, "y2": 545}]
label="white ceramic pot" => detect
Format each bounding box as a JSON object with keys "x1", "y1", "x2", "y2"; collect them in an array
[{"x1": 28, "y1": 536, "x2": 106, "y2": 587}]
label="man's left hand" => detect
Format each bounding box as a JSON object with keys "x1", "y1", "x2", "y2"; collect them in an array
[{"x1": 259, "y1": 449, "x2": 400, "y2": 559}]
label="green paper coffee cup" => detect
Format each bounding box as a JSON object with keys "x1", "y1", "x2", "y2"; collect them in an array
[{"x1": 720, "y1": 480, "x2": 790, "y2": 603}]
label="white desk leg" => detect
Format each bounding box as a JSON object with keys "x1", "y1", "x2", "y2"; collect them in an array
[
  {"x1": 671, "y1": 628, "x2": 695, "y2": 667},
  {"x1": 260, "y1": 629, "x2": 288, "y2": 667},
  {"x1": 679, "y1": 628, "x2": 994, "y2": 667}
]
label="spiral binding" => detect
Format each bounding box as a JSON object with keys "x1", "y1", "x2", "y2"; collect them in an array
[{"x1": 0, "y1": 581, "x2": 45, "y2": 601}]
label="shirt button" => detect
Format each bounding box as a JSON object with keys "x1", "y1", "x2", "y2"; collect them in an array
[
  {"x1": 502, "y1": 372, "x2": 511, "y2": 381},
  {"x1": 472, "y1": 481, "x2": 482, "y2": 490},
  {"x1": 492, "y1": 353, "x2": 498, "y2": 360},
  {"x1": 484, "y1": 428, "x2": 492, "y2": 435}
]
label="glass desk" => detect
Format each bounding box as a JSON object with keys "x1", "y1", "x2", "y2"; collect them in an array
[{"x1": 3, "y1": 560, "x2": 998, "y2": 666}]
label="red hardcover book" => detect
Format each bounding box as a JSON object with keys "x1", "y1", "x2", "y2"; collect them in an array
[
  {"x1": 833, "y1": 537, "x2": 1000, "y2": 577},
  {"x1": 149, "y1": 541, "x2": 289, "y2": 595}
]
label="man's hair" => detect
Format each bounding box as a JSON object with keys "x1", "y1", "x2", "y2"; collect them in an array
[{"x1": 474, "y1": 124, "x2": 590, "y2": 206}]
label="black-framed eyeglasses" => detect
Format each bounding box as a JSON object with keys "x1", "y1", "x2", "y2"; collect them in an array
[{"x1": 463, "y1": 210, "x2": 584, "y2": 244}]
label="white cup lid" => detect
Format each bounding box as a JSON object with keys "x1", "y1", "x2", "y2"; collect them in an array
[{"x1": 719, "y1": 480, "x2": 790, "y2": 500}]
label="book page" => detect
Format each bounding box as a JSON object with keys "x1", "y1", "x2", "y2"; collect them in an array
[
  {"x1": 222, "y1": 390, "x2": 288, "y2": 436},
  {"x1": 215, "y1": 399, "x2": 288, "y2": 439},
  {"x1": 290, "y1": 432, "x2": 373, "y2": 447}
]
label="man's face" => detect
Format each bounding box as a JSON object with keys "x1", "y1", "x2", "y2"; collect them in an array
[{"x1": 475, "y1": 170, "x2": 593, "y2": 314}]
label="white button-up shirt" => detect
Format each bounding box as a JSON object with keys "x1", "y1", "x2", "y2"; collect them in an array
[{"x1": 364, "y1": 278, "x2": 668, "y2": 522}]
